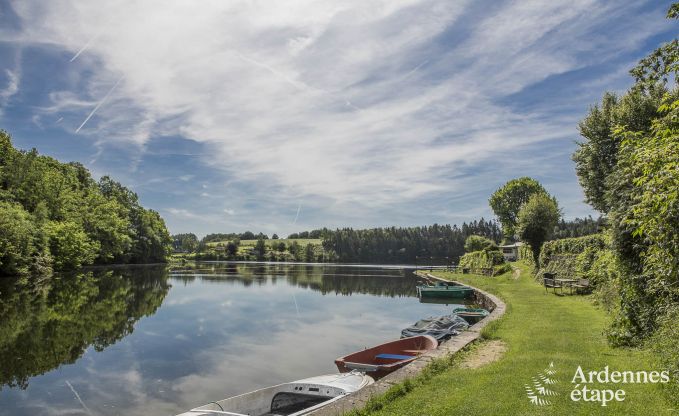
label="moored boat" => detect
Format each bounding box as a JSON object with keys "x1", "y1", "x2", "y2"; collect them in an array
[
  {"x1": 416, "y1": 282, "x2": 474, "y2": 299},
  {"x1": 401, "y1": 314, "x2": 469, "y2": 341},
  {"x1": 175, "y1": 371, "x2": 374, "y2": 416},
  {"x1": 334, "y1": 335, "x2": 437, "y2": 379},
  {"x1": 452, "y1": 307, "x2": 490, "y2": 324}
]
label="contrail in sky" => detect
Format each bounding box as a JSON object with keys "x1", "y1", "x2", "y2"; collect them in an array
[
  {"x1": 235, "y1": 52, "x2": 308, "y2": 91},
  {"x1": 292, "y1": 203, "x2": 302, "y2": 224},
  {"x1": 70, "y1": 34, "x2": 99, "y2": 62},
  {"x1": 76, "y1": 76, "x2": 123, "y2": 133},
  {"x1": 402, "y1": 59, "x2": 429, "y2": 80},
  {"x1": 65, "y1": 380, "x2": 93, "y2": 416},
  {"x1": 235, "y1": 51, "x2": 361, "y2": 111}
]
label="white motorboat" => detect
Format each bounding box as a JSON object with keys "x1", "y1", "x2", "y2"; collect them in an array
[{"x1": 176, "y1": 371, "x2": 374, "y2": 416}]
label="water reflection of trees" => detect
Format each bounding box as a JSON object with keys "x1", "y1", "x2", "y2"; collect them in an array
[
  {"x1": 0, "y1": 266, "x2": 170, "y2": 390},
  {"x1": 170, "y1": 262, "x2": 418, "y2": 297}
]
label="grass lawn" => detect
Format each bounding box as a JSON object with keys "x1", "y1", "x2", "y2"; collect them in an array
[{"x1": 354, "y1": 262, "x2": 677, "y2": 415}]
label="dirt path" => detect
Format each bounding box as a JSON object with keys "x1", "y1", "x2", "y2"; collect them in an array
[
  {"x1": 512, "y1": 265, "x2": 521, "y2": 280},
  {"x1": 459, "y1": 340, "x2": 507, "y2": 369}
]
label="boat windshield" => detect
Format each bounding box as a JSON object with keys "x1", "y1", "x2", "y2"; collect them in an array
[{"x1": 263, "y1": 392, "x2": 332, "y2": 416}]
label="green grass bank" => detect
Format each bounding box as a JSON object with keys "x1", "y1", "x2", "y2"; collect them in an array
[{"x1": 349, "y1": 262, "x2": 676, "y2": 415}]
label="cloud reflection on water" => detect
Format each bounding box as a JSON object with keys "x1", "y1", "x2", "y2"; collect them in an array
[{"x1": 0, "y1": 263, "x2": 461, "y2": 415}]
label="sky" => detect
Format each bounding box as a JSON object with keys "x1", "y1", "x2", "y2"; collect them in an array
[{"x1": 0, "y1": 0, "x2": 675, "y2": 237}]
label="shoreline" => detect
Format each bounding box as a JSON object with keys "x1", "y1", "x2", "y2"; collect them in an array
[{"x1": 308, "y1": 271, "x2": 506, "y2": 415}]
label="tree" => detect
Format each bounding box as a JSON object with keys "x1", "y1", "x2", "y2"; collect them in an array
[
  {"x1": 304, "y1": 244, "x2": 316, "y2": 262},
  {"x1": 240, "y1": 231, "x2": 255, "y2": 240},
  {"x1": 516, "y1": 193, "x2": 560, "y2": 267},
  {"x1": 272, "y1": 234, "x2": 279, "y2": 240},
  {"x1": 171, "y1": 233, "x2": 198, "y2": 252},
  {"x1": 80, "y1": 192, "x2": 132, "y2": 263},
  {"x1": 226, "y1": 239, "x2": 239, "y2": 256},
  {"x1": 130, "y1": 209, "x2": 172, "y2": 263},
  {"x1": 254, "y1": 237, "x2": 266, "y2": 260},
  {"x1": 489, "y1": 177, "x2": 547, "y2": 240},
  {"x1": 45, "y1": 221, "x2": 99, "y2": 270},
  {"x1": 463, "y1": 235, "x2": 496, "y2": 253},
  {"x1": 289, "y1": 241, "x2": 301, "y2": 261},
  {"x1": 573, "y1": 88, "x2": 663, "y2": 213},
  {"x1": 0, "y1": 202, "x2": 37, "y2": 275}
]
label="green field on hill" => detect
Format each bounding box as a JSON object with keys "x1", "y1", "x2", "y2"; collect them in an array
[{"x1": 206, "y1": 238, "x2": 322, "y2": 248}]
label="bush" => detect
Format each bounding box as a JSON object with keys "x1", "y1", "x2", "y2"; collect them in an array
[
  {"x1": 651, "y1": 307, "x2": 679, "y2": 406},
  {"x1": 588, "y1": 250, "x2": 623, "y2": 313},
  {"x1": 459, "y1": 249, "x2": 505, "y2": 270},
  {"x1": 537, "y1": 234, "x2": 607, "y2": 281},
  {"x1": 464, "y1": 235, "x2": 497, "y2": 253},
  {"x1": 493, "y1": 263, "x2": 512, "y2": 276},
  {"x1": 519, "y1": 244, "x2": 534, "y2": 266},
  {"x1": 539, "y1": 234, "x2": 606, "y2": 267}
]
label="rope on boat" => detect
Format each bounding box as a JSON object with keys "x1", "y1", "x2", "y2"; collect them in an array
[{"x1": 208, "y1": 401, "x2": 224, "y2": 411}]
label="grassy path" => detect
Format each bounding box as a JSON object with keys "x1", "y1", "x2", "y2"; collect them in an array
[{"x1": 356, "y1": 263, "x2": 676, "y2": 415}]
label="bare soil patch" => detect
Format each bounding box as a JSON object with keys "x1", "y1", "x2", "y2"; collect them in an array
[{"x1": 459, "y1": 340, "x2": 507, "y2": 369}]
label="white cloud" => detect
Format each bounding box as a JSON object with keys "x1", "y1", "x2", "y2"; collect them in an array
[
  {"x1": 166, "y1": 208, "x2": 202, "y2": 220},
  {"x1": 5, "y1": 0, "x2": 671, "y2": 227},
  {"x1": 0, "y1": 68, "x2": 20, "y2": 115}
]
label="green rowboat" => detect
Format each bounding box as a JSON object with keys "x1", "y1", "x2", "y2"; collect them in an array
[
  {"x1": 452, "y1": 307, "x2": 490, "y2": 324},
  {"x1": 416, "y1": 283, "x2": 474, "y2": 299}
]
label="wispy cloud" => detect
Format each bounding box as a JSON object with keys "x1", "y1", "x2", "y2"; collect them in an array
[
  {"x1": 0, "y1": 66, "x2": 20, "y2": 117},
  {"x1": 3, "y1": 0, "x2": 673, "y2": 234}
]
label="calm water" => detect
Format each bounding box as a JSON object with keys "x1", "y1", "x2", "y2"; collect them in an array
[{"x1": 0, "y1": 262, "x2": 465, "y2": 416}]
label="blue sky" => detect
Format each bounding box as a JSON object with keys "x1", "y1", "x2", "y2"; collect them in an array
[{"x1": 0, "y1": 0, "x2": 675, "y2": 237}]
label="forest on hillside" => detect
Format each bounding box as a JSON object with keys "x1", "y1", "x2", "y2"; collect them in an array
[{"x1": 0, "y1": 131, "x2": 172, "y2": 277}]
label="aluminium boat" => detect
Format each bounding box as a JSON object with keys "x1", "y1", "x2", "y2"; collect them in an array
[{"x1": 175, "y1": 371, "x2": 373, "y2": 416}]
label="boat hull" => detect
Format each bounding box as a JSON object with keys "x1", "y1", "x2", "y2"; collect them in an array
[
  {"x1": 334, "y1": 335, "x2": 437, "y2": 379},
  {"x1": 452, "y1": 307, "x2": 489, "y2": 324},
  {"x1": 417, "y1": 285, "x2": 474, "y2": 298},
  {"x1": 176, "y1": 372, "x2": 373, "y2": 416}
]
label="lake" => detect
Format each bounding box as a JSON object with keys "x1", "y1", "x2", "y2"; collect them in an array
[{"x1": 0, "y1": 262, "x2": 466, "y2": 416}]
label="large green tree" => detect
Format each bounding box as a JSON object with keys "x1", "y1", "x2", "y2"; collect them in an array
[
  {"x1": 516, "y1": 193, "x2": 561, "y2": 267},
  {"x1": 489, "y1": 177, "x2": 547, "y2": 240},
  {"x1": 573, "y1": 88, "x2": 663, "y2": 213},
  {"x1": 45, "y1": 221, "x2": 99, "y2": 270},
  {"x1": 171, "y1": 233, "x2": 199, "y2": 252},
  {"x1": 0, "y1": 201, "x2": 37, "y2": 275}
]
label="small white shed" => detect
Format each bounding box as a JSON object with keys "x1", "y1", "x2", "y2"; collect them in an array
[{"x1": 499, "y1": 242, "x2": 524, "y2": 262}]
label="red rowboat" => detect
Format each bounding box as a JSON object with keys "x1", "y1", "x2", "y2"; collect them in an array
[{"x1": 334, "y1": 335, "x2": 438, "y2": 379}]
